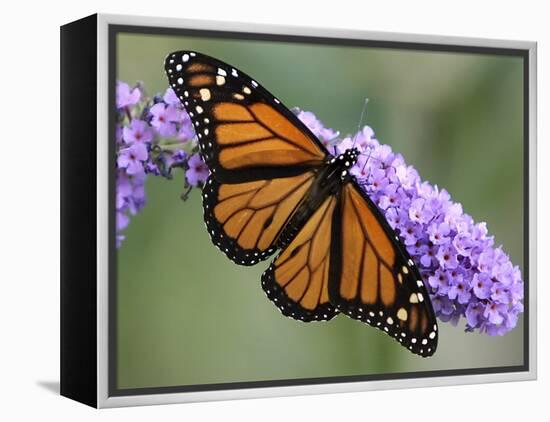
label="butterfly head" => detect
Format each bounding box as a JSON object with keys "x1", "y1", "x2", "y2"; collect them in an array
[
  {"x1": 326, "y1": 147, "x2": 360, "y2": 182},
  {"x1": 342, "y1": 147, "x2": 360, "y2": 167}
]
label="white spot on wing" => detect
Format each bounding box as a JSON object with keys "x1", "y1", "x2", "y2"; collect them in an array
[
  {"x1": 199, "y1": 88, "x2": 211, "y2": 101},
  {"x1": 397, "y1": 308, "x2": 408, "y2": 321}
]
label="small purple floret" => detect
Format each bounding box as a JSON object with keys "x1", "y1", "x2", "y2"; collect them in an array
[
  {"x1": 186, "y1": 154, "x2": 209, "y2": 187},
  {"x1": 116, "y1": 81, "x2": 141, "y2": 109}
]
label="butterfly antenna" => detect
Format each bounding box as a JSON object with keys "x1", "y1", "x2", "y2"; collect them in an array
[
  {"x1": 363, "y1": 150, "x2": 373, "y2": 171},
  {"x1": 352, "y1": 98, "x2": 370, "y2": 148},
  {"x1": 358, "y1": 149, "x2": 385, "y2": 167}
]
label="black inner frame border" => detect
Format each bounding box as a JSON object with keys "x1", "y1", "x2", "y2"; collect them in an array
[{"x1": 108, "y1": 23, "x2": 530, "y2": 398}]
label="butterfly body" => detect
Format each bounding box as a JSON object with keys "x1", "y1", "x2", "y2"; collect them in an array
[{"x1": 165, "y1": 51, "x2": 439, "y2": 357}]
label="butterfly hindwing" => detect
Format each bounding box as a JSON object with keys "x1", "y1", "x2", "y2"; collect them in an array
[
  {"x1": 202, "y1": 171, "x2": 316, "y2": 265},
  {"x1": 329, "y1": 182, "x2": 438, "y2": 357},
  {"x1": 164, "y1": 51, "x2": 328, "y2": 184},
  {"x1": 261, "y1": 195, "x2": 339, "y2": 322}
]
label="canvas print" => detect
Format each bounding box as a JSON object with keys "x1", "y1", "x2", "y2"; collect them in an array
[{"x1": 112, "y1": 27, "x2": 526, "y2": 393}]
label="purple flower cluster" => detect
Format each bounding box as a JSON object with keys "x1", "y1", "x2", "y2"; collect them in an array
[
  {"x1": 115, "y1": 81, "x2": 208, "y2": 246},
  {"x1": 298, "y1": 110, "x2": 524, "y2": 336}
]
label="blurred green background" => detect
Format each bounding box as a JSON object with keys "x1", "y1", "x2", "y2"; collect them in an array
[{"x1": 116, "y1": 32, "x2": 525, "y2": 390}]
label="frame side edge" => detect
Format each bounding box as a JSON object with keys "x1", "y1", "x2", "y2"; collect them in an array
[{"x1": 60, "y1": 13, "x2": 99, "y2": 408}]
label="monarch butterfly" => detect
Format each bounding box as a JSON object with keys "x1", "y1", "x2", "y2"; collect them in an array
[{"x1": 164, "y1": 51, "x2": 438, "y2": 357}]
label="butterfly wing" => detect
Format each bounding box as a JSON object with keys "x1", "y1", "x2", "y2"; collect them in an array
[
  {"x1": 164, "y1": 51, "x2": 328, "y2": 184},
  {"x1": 329, "y1": 181, "x2": 438, "y2": 357},
  {"x1": 202, "y1": 171, "x2": 316, "y2": 265},
  {"x1": 165, "y1": 51, "x2": 331, "y2": 264},
  {"x1": 261, "y1": 195, "x2": 339, "y2": 322}
]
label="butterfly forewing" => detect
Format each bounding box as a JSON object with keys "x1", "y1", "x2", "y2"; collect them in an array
[
  {"x1": 164, "y1": 51, "x2": 328, "y2": 184},
  {"x1": 329, "y1": 182, "x2": 438, "y2": 356}
]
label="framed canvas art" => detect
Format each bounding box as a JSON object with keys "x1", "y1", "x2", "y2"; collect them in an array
[{"x1": 60, "y1": 13, "x2": 537, "y2": 408}]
